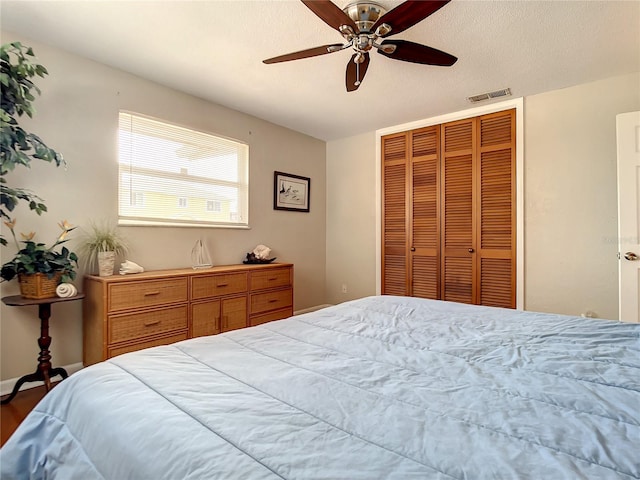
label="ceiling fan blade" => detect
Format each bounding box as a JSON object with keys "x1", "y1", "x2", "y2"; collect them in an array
[
  {"x1": 377, "y1": 40, "x2": 457, "y2": 66},
  {"x1": 301, "y1": 0, "x2": 359, "y2": 33},
  {"x1": 373, "y1": 0, "x2": 450, "y2": 37},
  {"x1": 263, "y1": 44, "x2": 345, "y2": 64},
  {"x1": 346, "y1": 53, "x2": 370, "y2": 92}
]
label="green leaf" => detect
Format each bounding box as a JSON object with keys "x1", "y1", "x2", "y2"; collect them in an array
[{"x1": 0, "y1": 41, "x2": 67, "y2": 244}]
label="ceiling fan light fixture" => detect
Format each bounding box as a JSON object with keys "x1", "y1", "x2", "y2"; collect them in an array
[
  {"x1": 327, "y1": 44, "x2": 347, "y2": 53},
  {"x1": 374, "y1": 23, "x2": 392, "y2": 37},
  {"x1": 377, "y1": 43, "x2": 396, "y2": 54},
  {"x1": 339, "y1": 24, "x2": 356, "y2": 39}
]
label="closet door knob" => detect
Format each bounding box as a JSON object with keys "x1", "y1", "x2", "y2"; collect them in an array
[
  {"x1": 468, "y1": 248, "x2": 475, "y2": 253},
  {"x1": 410, "y1": 247, "x2": 416, "y2": 252},
  {"x1": 624, "y1": 251, "x2": 639, "y2": 261}
]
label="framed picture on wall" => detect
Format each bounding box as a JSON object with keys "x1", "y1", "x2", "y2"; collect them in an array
[{"x1": 274, "y1": 171, "x2": 310, "y2": 212}]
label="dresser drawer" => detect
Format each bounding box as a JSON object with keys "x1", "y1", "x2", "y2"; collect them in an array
[
  {"x1": 108, "y1": 332, "x2": 188, "y2": 358},
  {"x1": 192, "y1": 273, "x2": 248, "y2": 300},
  {"x1": 109, "y1": 305, "x2": 188, "y2": 344},
  {"x1": 250, "y1": 307, "x2": 293, "y2": 326},
  {"x1": 250, "y1": 268, "x2": 291, "y2": 291},
  {"x1": 109, "y1": 278, "x2": 188, "y2": 312},
  {"x1": 250, "y1": 288, "x2": 293, "y2": 315}
]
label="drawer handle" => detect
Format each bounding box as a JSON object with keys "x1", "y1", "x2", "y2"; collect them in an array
[
  {"x1": 217, "y1": 283, "x2": 229, "y2": 287},
  {"x1": 268, "y1": 277, "x2": 278, "y2": 281},
  {"x1": 144, "y1": 291, "x2": 160, "y2": 296},
  {"x1": 144, "y1": 320, "x2": 161, "y2": 327},
  {"x1": 268, "y1": 299, "x2": 278, "y2": 303}
]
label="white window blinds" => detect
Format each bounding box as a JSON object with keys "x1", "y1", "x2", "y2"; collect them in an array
[{"x1": 118, "y1": 112, "x2": 249, "y2": 228}]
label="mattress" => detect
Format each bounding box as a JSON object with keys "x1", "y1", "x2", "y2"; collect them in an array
[{"x1": 1, "y1": 296, "x2": 639, "y2": 479}]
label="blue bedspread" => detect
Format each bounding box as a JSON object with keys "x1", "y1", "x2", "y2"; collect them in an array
[{"x1": 2, "y1": 296, "x2": 639, "y2": 479}]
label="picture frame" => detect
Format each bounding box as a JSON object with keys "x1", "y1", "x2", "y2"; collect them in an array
[{"x1": 274, "y1": 171, "x2": 310, "y2": 212}]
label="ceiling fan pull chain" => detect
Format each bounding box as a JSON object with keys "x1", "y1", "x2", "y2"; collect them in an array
[{"x1": 355, "y1": 59, "x2": 361, "y2": 86}]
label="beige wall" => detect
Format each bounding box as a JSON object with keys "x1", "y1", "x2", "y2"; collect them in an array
[
  {"x1": 524, "y1": 73, "x2": 640, "y2": 318},
  {"x1": 0, "y1": 33, "x2": 326, "y2": 381},
  {"x1": 326, "y1": 132, "x2": 377, "y2": 304},
  {"x1": 325, "y1": 72, "x2": 640, "y2": 320}
]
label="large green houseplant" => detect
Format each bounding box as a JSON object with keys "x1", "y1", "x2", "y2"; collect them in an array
[
  {"x1": 1, "y1": 41, "x2": 64, "y2": 247},
  {"x1": 0, "y1": 42, "x2": 75, "y2": 296}
]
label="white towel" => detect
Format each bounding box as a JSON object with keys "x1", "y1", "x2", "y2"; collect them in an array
[
  {"x1": 56, "y1": 283, "x2": 77, "y2": 298},
  {"x1": 119, "y1": 260, "x2": 144, "y2": 275}
]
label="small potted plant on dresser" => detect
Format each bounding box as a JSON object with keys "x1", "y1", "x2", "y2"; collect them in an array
[
  {"x1": 80, "y1": 221, "x2": 128, "y2": 277},
  {"x1": 0, "y1": 220, "x2": 78, "y2": 299}
]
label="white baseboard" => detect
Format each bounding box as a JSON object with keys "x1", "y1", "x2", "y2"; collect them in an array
[
  {"x1": 294, "y1": 304, "x2": 333, "y2": 315},
  {"x1": 1, "y1": 362, "x2": 84, "y2": 397}
]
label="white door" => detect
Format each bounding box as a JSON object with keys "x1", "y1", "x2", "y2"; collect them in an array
[{"x1": 617, "y1": 111, "x2": 640, "y2": 323}]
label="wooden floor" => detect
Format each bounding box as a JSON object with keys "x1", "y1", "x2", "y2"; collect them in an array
[{"x1": 1, "y1": 384, "x2": 50, "y2": 447}]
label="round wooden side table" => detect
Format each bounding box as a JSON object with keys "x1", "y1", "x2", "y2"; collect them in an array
[{"x1": 1, "y1": 293, "x2": 85, "y2": 405}]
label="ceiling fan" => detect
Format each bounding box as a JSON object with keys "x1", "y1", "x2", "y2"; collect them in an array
[{"x1": 263, "y1": 0, "x2": 457, "y2": 92}]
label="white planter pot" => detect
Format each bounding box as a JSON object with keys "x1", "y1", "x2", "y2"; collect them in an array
[{"x1": 97, "y1": 251, "x2": 116, "y2": 276}]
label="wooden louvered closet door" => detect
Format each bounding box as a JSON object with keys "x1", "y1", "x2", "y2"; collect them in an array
[
  {"x1": 476, "y1": 111, "x2": 516, "y2": 307},
  {"x1": 382, "y1": 109, "x2": 515, "y2": 308},
  {"x1": 382, "y1": 132, "x2": 409, "y2": 295},
  {"x1": 410, "y1": 126, "x2": 440, "y2": 299},
  {"x1": 441, "y1": 118, "x2": 476, "y2": 304},
  {"x1": 382, "y1": 126, "x2": 441, "y2": 298}
]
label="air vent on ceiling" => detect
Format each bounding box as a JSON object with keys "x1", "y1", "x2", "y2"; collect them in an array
[{"x1": 467, "y1": 88, "x2": 511, "y2": 103}]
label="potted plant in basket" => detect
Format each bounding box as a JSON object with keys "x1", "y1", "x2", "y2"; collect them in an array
[
  {"x1": 1, "y1": 219, "x2": 79, "y2": 299},
  {"x1": 79, "y1": 221, "x2": 128, "y2": 277}
]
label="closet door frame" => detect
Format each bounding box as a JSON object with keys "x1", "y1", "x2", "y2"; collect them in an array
[{"x1": 376, "y1": 98, "x2": 524, "y2": 309}]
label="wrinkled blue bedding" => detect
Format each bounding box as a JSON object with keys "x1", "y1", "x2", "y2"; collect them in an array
[{"x1": 2, "y1": 296, "x2": 638, "y2": 479}]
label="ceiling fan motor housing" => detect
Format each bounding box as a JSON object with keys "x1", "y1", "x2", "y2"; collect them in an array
[{"x1": 343, "y1": 2, "x2": 387, "y2": 32}]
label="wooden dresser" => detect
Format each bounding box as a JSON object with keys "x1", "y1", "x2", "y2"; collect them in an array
[{"x1": 83, "y1": 263, "x2": 293, "y2": 366}]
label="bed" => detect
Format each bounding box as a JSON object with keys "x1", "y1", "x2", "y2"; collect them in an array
[{"x1": 1, "y1": 295, "x2": 638, "y2": 479}]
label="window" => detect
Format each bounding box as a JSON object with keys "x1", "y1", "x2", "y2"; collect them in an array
[
  {"x1": 118, "y1": 112, "x2": 249, "y2": 228},
  {"x1": 132, "y1": 191, "x2": 144, "y2": 206},
  {"x1": 206, "y1": 200, "x2": 221, "y2": 212}
]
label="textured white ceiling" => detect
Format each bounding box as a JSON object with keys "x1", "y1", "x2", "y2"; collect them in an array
[{"x1": 1, "y1": 1, "x2": 639, "y2": 141}]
